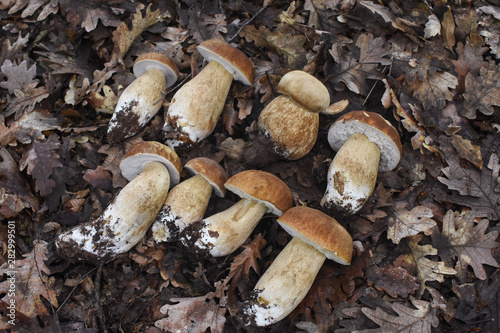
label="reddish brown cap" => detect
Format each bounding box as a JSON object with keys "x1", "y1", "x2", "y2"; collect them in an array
[
  {"x1": 198, "y1": 39, "x2": 254, "y2": 86},
  {"x1": 133, "y1": 53, "x2": 179, "y2": 88},
  {"x1": 277, "y1": 70, "x2": 330, "y2": 113},
  {"x1": 120, "y1": 141, "x2": 182, "y2": 187},
  {"x1": 277, "y1": 206, "x2": 353, "y2": 265},
  {"x1": 224, "y1": 170, "x2": 293, "y2": 215},
  {"x1": 328, "y1": 111, "x2": 402, "y2": 172},
  {"x1": 185, "y1": 157, "x2": 228, "y2": 197}
]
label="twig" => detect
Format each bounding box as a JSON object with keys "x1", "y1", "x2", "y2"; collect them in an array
[
  {"x1": 56, "y1": 266, "x2": 98, "y2": 313},
  {"x1": 227, "y1": 1, "x2": 273, "y2": 43},
  {"x1": 94, "y1": 261, "x2": 108, "y2": 333}
]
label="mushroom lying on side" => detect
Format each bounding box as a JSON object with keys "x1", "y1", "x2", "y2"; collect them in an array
[
  {"x1": 108, "y1": 53, "x2": 179, "y2": 143},
  {"x1": 165, "y1": 38, "x2": 254, "y2": 146},
  {"x1": 181, "y1": 170, "x2": 293, "y2": 257},
  {"x1": 56, "y1": 141, "x2": 181, "y2": 262},
  {"x1": 243, "y1": 70, "x2": 330, "y2": 166},
  {"x1": 321, "y1": 111, "x2": 402, "y2": 216},
  {"x1": 151, "y1": 157, "x2": 228, "y2": 242},
  {"x1": 244, "y1": 206, "x2": 353, "y2": 326}
]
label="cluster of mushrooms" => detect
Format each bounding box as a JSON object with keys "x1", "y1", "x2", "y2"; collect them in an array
[{"x1": 55, "y1": 38, "x2": 402, "y2": 327}]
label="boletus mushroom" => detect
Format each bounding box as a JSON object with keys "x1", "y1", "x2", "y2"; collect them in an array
[
  {"x1": 181, "y1": 170, "x2": 292, "y2": 257},
  {"x1": 108, "y1": 53, "x2": 179, "y2": 143},
  {"x1": 321, "y1": 111, "x2": 402, "y2": 216},
  {"x1": 243, "y1": 70, "x2": 330, "y2": 166},
  {"x1": 56, "y1": 141, "x2": 181, "y2": 262},
  {"x1": 165, "y1": 38, "x2": 254, "y2": 146},
  {"x1": 151, "y1": 157, "x2": 228, "y2": 242},
  {"x1": 244, "y1": 206, "x2": 353, "y2": 326}
]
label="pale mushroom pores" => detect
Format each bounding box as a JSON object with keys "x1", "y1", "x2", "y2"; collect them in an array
[{"x1": 56, "y1": 141, "x2": 181, "y2": 262}]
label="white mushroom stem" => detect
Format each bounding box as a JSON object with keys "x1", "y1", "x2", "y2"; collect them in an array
[
  {"x1": 110, "y1": 68, "x2": 166, "y2": 133},
  {"x1": 167, "y1": 60, "x2": 234, "y2": 143},
  {"x1": 248, "y1": 237, "x2": 326, "y2": 326},
  {"x1": 56, "y1": 161, "x2": 170, "y2": 261},
  {"x1": 321, "y1": 132, "x2": 380, "y2": 215},
  {"x1": 195, "y1": 198, "x2": 268, "y2": 257},
  {"x1": 152, "y1": 174, "x2": 213, "y2": 242}
]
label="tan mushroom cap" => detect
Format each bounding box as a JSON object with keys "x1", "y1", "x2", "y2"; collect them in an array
[
  {"x1": 277, "y1": 70, "x2": 330, "y2": 113},
  {"x1": 198, "y1": 39, "x2": 254, "y2": 86},
  {"x1": 119, "y1": 141, "x2": 182, "y2": 187},
  {"x1": 185, "y1": 157, "x2": 228, "y2": 197},
  {"x1": 277, "y1": 206, "x2": 353, "y2": 265},
  {"x1": 133, "y1": 52, "x2": 179, "y2": 88},
  {"x1": 328, "y1": 111, "x2": 402, "y2": 172},
  {"x1": 224, "y1": 170, "x2": 293, "y2": 216}
]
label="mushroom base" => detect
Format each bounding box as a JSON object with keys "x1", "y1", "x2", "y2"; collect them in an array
[
  {"x1": 244, "y1": 237, "x2": 326, "y2": 326},
  {"x1": 152, "y1": 174, "x2": 212, "y2": 242},
  {"x1": 181, "y1": 198, "x2": 268, "y2": 257},
  {"x1": 56, "y1": 161, "x2": 170, "y2": 262}
]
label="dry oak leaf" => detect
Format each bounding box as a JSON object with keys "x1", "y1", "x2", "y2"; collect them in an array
[
  {"x1": 0, "y1": 0, "x2": 58, "y2": 21},
  {"x1": 396, "y1": 235, "x2": 456, "y2": 296},
  {"x1": 0, "y1": 109, "x2": 60, "y2": 147},
  {"x1": 110, "y1": 3, "x2": 164, "y2": 65},
  {"x1": 0, "y1": 59, "x2": 37, "y2": 94},
  {"x1": 0, "y1": 148, "x2": 39, "y2": 218},
  {"x1": 365, "y1": 264, "x2": 419, "y2": 299},
  {"x1": 60, "y1": 0, "x2": 122, "y2": 33},
  {"x1": 354, "y1": 298, "x2": 439, "y2": 333},
  {"x1": 462, "y1": 61, "x2": 500, "y2": 119},
  {"x1": 329, "y1": 33, "x2": 390, "y2": 95},
  {"x1": 225, "y1": 233, "x2": 266, "y2": 314},
  {"x1": 387, "y1": 202, "x2": 437, "y2": 245},
  {"x1": 155, "y1": 281, "x2": 227, "y2": 333},
  {"x1": 432, "y1": 210, "x2": 499, "y2": 282},
  {"x1": 441, "y1": 7, "x2": 456, "y2": 51},
  {"x1": 188, "y1": 12, "x2": 228, "y2": 46},
  {"x1": 19, "y1": 137, "x2": 63, "y2": 197},
  {"x1": 438, "y1": 152, "x2": 500, "y2": 220},
  {"x1": 358, "y1": 0, "x2": 410, "y2": 32},
  {"x1": 407, "y1": 70, "x2": 458, "y2": 111},
  {"x1": 449, "y1": 133, "x2": 483, "y2": 170},
  {"x1": 0, "y1": 32, "x2": 29, "y2": 69},
  {"x1": 240, "y1": 24, "x2": 309, "y2": 69},
  {"x1": 0, "y1": 240, "x2": 58, "y2": 322},
  {"x1": 2, "y1": 81, "x2": 50, "y2": 119}
]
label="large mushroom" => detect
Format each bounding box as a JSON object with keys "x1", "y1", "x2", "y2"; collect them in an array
[
  {"x1": 242, "y1": 70, "x2": 330, "y2": 166},
  {"x1": 151, "y1": 157, "x2": 228, "y2": 242},
  {"x1": 244, "y1": 206, "x2": 353, "y2": 326},
  {"x1": 164, "y1": 38, "x2": 254, "y2": 146},
  {"x1": 56, "y1": 141, "x2": 181, "y2": 262},
  {"x1": 181, "y1": 170, "x2": 293, "y2": 257},
  {"x1": 321, "y1": 111, "x2": 402, "y2": 216},
  {"x1": 108, "y1": 53, "x2": 179, "y2": 143}
]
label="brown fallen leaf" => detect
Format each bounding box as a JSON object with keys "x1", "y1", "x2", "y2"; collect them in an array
[
  {"x1": 0, "y1": 240, "x2": 58, "y2": 322},
  {"x1": 365, "y1": 264, "x2": 419, "y2": 298},
  {"x1": 155, "y1": 281, "x2": 227, "y2": 333},
  {"x1": 387, "y1": 202, "x2": 437, "y2": 245},
  {"x1": 432, "y1": 210, "x2": 499, "y2": 282},
  {"x1": 407, "y1": 70, "x2": 458, "y2": 111},
  {"x1": 19, "y1": 136, "x2": 63, "y2": 197},
  {"x1": 395, "y1": 235, "x2": 457, "y2": 296},
  {"x1": 462, "y1": 60, "x2": 500, "y2": 119},
  {"x1": 441, "y1": 6, "x2": 456, "y2": 51},
  {"x1": 449, "y1": 133, "x2": 483, "y2": 169},
  {"x1": 0, "y1": 109, "x2": 60, "y2": 146}
]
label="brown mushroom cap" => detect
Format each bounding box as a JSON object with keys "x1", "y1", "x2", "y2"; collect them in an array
[
  {"x1": 277, "y1": 206, "x2": 353, "y2": 265},
  {"x1": 133, "y1": 53, "x2": 179, "y2": 88},
  {"x1": 327, "y1": 111, "x2": 402, "y2": 172},
  {"x1": 197, "y1": 39, "x2": 254, "y2": 86},
  {"x1": 185, "y1": 157, "x2": 228, "y2": 197},
  {"x1": 277, "y1": 70, "x2": 330, "y2": 113},
  {"x1": 119, "y1": 141, "x2": 182, "y2": 187},
  {"x1": 224, "y1": 170, "x2": 293, "y2": 216}
]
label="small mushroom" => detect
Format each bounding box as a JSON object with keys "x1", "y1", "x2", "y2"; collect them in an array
[
  {"x1": 181, "y1": 170, "x2": 293, "y2": 257},
  {"x1": 321, "y1": 111, "x2": 402, "y2": 216},
  {"x1": 108, "y1": 53, "x2": 179, "y2": 143},
  {"x1": 165, "y1": 38, "x2": 254, "y2": 146},
  {"x1": 152, "y1": 157, "x2": 228, "y2": 242},
  {"x1": 243, "y1": 70, "x2": 330, "y2": 166},
  {"x1": 56, "y1": 141, "x2": 181, "y2": 262},
  {"x1": 244, "y1": 206, "x2": 353, "y2": 326}
]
